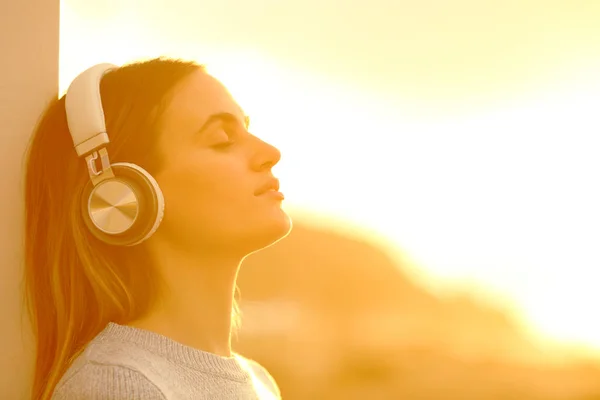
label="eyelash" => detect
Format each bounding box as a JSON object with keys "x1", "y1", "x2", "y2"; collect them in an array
[{"x1": 212, "y1": 140, "x2": 234, "y2": 150}]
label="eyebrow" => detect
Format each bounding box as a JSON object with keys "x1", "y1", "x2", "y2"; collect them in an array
[{"x1": 197, "y1": 112, "x2": 250, "y2": 134}]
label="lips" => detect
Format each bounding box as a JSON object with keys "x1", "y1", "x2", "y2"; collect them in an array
[{"x1": 255, "y1": 178, "x2": 280, "y2": 196}]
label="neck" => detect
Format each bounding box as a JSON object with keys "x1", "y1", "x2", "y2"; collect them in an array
[{"x1": 129, "y1": 241, "x2": 243, "y2": 357}]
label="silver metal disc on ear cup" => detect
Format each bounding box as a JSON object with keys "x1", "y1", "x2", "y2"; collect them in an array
[
  {"x1": 116, "y1": 162, "x2": 165, "y2": 246},
  {"x1": 81, "y1": 162, "x2": 164, "y2": 246},
  {"x1": 88, "y1": 179, "x2": 139, "y2": 234}
]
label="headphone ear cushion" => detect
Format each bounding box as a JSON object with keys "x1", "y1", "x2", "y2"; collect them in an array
[{"x1": 81, "y1": 162, "x2": 164, "y2": 246}]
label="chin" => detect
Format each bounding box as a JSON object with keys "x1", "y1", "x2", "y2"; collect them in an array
[{"x1": 246, "y1": 211, "x2": 293, "y2": 255}]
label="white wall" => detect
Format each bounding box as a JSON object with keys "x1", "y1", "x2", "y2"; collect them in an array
[{"x1": 0, "y1": 1, "x2": 59, "y2": 398}]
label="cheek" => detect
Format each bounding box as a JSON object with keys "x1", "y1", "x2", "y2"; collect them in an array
[{"x1": 156, "y1": 153, "x2": 251, "y2": 224}]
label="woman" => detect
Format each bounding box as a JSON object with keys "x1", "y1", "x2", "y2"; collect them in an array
[{"x1": 23, "y1": 57, "x2": 292, "y2": 399}]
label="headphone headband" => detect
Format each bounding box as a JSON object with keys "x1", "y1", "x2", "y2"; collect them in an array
[
  {"x1": 64, "y1": 62, "x2": 165, "y2": 246},
  {"x1": 65, "y1": 63, "x2": 118, "y2": 156}
]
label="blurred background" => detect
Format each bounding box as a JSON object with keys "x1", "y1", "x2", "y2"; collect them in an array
[{"x1": 60, "y1": 0, "x2": 600, "y2": 398}]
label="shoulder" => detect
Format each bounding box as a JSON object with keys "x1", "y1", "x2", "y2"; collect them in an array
[
  {"x1": 52, "y1": 361, "x2": 166, "y2": 400},
  {"x1": 52, "y1": 336, "x2": 169, "y2": 400},
  {"x1": 236, "y1": 355, "x2": 281, "y2": 399}
]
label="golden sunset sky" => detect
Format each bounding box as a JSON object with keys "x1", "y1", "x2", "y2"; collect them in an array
[{"x1": 59, "y1": 0, "x2": 600, "y2": 354}]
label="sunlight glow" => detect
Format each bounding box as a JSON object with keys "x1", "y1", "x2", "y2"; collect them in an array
[
  {"x1": 60, "y1": 0, "x2": 600, "y2": 356},
  {"x1": 208, "y1": 55, "x2": 600, "y2": 354}
]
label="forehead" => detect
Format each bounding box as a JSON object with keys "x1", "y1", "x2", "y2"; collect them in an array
[{"x1": 160, "y1": 70, "x2": 245, "y2": 133}]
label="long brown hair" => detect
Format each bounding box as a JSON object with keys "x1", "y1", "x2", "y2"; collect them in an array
[{"x1": 23, "y1": 58, "x2": 202, "y2": 400}]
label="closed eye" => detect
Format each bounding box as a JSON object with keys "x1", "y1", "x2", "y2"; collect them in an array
[
  {"x1": 211, "y1": 140, "x2": 235, "y2": 150},
  {"x1": 197, "y1": 112, "x2": 249, "y2": 150}
]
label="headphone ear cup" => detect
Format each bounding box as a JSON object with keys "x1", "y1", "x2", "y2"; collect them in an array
[{"x1": 81, "y1": 163, "x2": 164, "y2": 246}]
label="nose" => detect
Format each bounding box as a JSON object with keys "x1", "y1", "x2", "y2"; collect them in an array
[{"x1": 250, "y1": 136, "x2": 281, "y2": 172}]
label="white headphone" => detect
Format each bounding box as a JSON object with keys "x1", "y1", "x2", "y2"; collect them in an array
[{"x1": 65, "y1": 63, "x2": 164, "y2": 246}]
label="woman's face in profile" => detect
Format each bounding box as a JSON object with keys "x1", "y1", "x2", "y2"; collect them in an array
[{"x1": 151, "y1": 70, "x2": 291, "y2": 254}]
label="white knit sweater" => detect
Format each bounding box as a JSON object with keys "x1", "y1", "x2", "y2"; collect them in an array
[{"x1": 51, "y1": 322, "x2": 281, "y2": 400}]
